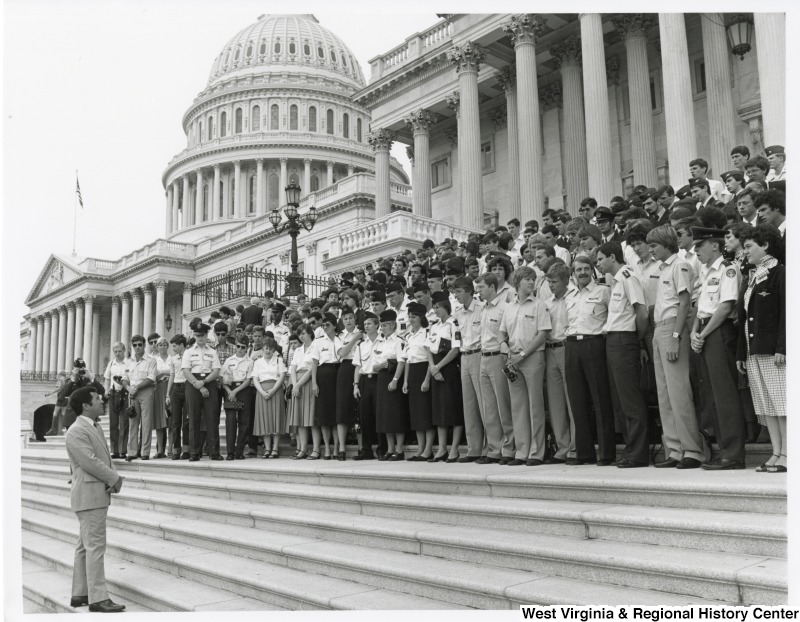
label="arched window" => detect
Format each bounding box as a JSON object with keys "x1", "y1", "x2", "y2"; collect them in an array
[
  {"x1": 251, "y1": 105, "x2": 260, "y2": 131},
  {"x1": 248, "y1": 176, "x2": 256, "y2": 214},
  {"x1": 219, "y1": 181, "x2": 224, "y2": 217},
  {"x1": 270, "y1": 104, "x2": 279, "y2": 130},
  {"x1": 268, "y1": 173, "x2": 279, "y2": 210},
  {"x1": 326, "y1": 109, "x2": 334, "y2": 135},
  {"x1": 317, "y1": 46, "x2": 325, "y2": 59},
  {"x1": 235, "y1": 108, "x2": 243, "y2": 134},
  {"x1": 303, "y1": 42, "x2": 311, "y2": 56},
  {"x1": 308, "y1": 106, "x2": 317, "y2": 132},
  {"x1": 290, "y1": 104, "x2": 298, "y2": 130},
  {"x1": 342, "y1": 113, "x2": 349, "y2": 138},
  {"x1": 331, "y1": 50, "x2": 337, "y2": 63},
  {"x1": 208, "y1": 116, "x2": 214, "y2": 140},
  {"x1": 234, "y1": 48, "x2": 240, "y2": 61},
  {"x1": 289, "y1": 173, "x2": 300, "y2": 187},
  {"x1": 198, "y1": 121, "x2": 203, "y2": 143},
  {"x1": 341, "y1": 52, "x2": 347, "y2": 68},
  {"x1": 259, "y1": 41, "x2": 266, "y2": 55},
  {"x1": 356, "y1": 118, "x2": 362, "y2": 142},
  {"x1": 230, "y1": 176, "x2": 236, "y2": 216},
  {"x1": 289, "y1": 41, "x2": 296, "y2": 55},
  {"x1": 220, "y1": 111, "x2": 227, "y2": 137},
  {"x1": 274, "y1": 40, "x2": 281, "y2": 54},
  {"x1": 310, "y1": 174, "x2": 320, "y2": 192},
  {"x1": 246, "y1": 43, "x2": 253, "y2": 58}
]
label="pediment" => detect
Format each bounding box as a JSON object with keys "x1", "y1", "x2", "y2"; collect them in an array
[{"x1": 26, "y1": 254, "x2": 84, "y2": 304}]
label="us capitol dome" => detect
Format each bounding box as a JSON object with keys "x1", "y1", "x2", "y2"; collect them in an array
[{"x1": 162, "y1": 13, "x2": 409, "y2": 243}]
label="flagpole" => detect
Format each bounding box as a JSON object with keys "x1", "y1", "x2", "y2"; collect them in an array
[{"x1": 72, "y1": 170, "x2": 78, "y2": 255}]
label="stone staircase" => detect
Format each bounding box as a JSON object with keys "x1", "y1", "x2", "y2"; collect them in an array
[{"x1": 20, "y1": 419, "x2": 788, "y2": 612}]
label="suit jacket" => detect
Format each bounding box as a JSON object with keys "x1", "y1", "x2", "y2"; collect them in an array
[
  {"x1": 736, "y1": 263, "x2": 785, "y2": 360},
  {"x1": 65, "y1": 416, "x2": 119, "y2": 512},
  {"x1": 240, "y1": 305, "x2": 263, "y2": 327}
]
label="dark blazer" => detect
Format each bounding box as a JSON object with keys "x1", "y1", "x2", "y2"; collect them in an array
[
  {"x1": 240, "y1": 305, "x2": 263, "y2": 327},
  {"x1": 650, "y1": 210, "x2": 671, "y2": 228},
  {"x1": 736, "y1": 263, "x2": 785, "y2": 360}
]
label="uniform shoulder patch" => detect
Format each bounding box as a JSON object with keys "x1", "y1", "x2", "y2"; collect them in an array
[
  {"x1": 621, "y1": 269, "x2": 631, "y2": 278},
  {"x1": 722, "y1": 259, "x2": 733, "y2": 267},
  {"x1": 726, "y1": 268, "x2": 736, "y2": 278}
]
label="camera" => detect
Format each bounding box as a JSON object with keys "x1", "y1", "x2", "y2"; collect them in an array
[
  {"x1": 502, "y1": 363, "x2": 518, "y2": 383},
  {"x1": 78, "y1": 368, "x2": 86, "y2": 376},
  {"x1": 113, "y1": 375, "x2": 123, "y2": 384}
]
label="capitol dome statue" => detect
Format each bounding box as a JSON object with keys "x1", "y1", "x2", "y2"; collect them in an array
[{"x1": 163, "y1": 14, "x2": 409, "y2": 243}]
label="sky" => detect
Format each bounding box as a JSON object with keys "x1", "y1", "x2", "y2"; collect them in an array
[{"x1": 3, "y1": 1, "x2": 441, "y2": 320}]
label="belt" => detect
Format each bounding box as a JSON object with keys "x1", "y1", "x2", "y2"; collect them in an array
[
  {"x1": 698, "y1": 317, "x2": 734, "y2": 328},
  {"x1": 545, "y1": 341, "x2": 565, "y2": 349},
  {"x1": 360, "y1": 373, "x2": 376, "y2": 380},
  {"x1": 172, "y1": 381, "x2": 186, "y2": 386},
  {"x1": 606, "y1": 330, "x2": 637, "y2": 335},
  {"x1": 192, "y1": 373, "x2": 211, "y2": 379},
  {"x1": 461, "y1": 349, "x2": 481, "y2": 356},
  {"x1": 482, "y1": 351, "x2": 502, "y2": 357},
  {"x1": 656, "y1": 318, "x2": 677, "y2": 327},
  {"x1": 320, "y1": 362, "x2": 341, "y2": 366},
  {"x1": 566, "y1": 335, "x2": 602, "y2": 341},
  {"x1": 230, "y1": 381, "x2": 247, "y2": 388}
]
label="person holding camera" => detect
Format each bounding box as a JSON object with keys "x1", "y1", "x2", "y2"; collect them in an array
[
  {"x1": 122, "y1": 336, "x2": 157, "y2": 461},
  {"x1": 61, "y1": 358, "x2": 106, "y2": 430},
  {"x1": 103, "y1": 343, "x2": 131, "y2": 459},
  {"x1": 181, "y1": 323, "x2": 222, "y2": 462}
]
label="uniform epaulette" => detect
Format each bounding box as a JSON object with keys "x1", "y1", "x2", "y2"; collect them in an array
[
  {"x1": 621, "y1": 268, "x2": 631, "y2": 278},
  {"x1": 722, "y1": 259, "x2": 733, "y2": 267}
]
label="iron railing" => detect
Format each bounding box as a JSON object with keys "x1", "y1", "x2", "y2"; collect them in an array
[
  {"x1": 20, "y1": 371, "x2": 61, "y2": 382},
  {"x1": 191, "y1": 265, "x2": 333, "y2": 311}
]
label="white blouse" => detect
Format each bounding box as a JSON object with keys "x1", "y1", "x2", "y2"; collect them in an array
[
  {"x1": 338, "y1": 329, "x2": 359, "y2": 361},
  {"x1": 250, "y1": 354, "x2": 287, "y2": 383},
  {"x1": 426, "y1": 317, "x2": 461, "y2": 354},
  {"x1": 311, "y1": 334, "x2": 343, "y2": 364},
  {"x1": 403, "y1": 328, "x2": 430, "y2": 364},
  {"x1": 289, "y1": 343, "x2": 316, "y2": 373},
  {"x1": 373, "y1": 333, "x2": 404, "y2": 367}
]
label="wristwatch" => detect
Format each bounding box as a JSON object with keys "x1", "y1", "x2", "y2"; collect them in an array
[{"x1": 671, "y1": 332, "x2": 681, "y2": 339}]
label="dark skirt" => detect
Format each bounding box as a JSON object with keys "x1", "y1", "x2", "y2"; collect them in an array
[
  {"x1": 314, "y1": 363, "x2": 339, "y2": 427},
  {"x1": 431, "y1": 351, "x2": 464, "y2": 427},
  {"x1": 336, "y1": 359, "x2": 358, "y2": 426},
  {"x1": 376, "y1": 367, "x2": 409, "y2": 433},
  {"x1": 407, "y1": 362, "x2": 433, "y2": 431}
]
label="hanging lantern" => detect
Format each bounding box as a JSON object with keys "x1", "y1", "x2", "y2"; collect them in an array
[{"x1": 726, "y1": 13, "x2": 754, "y2": 61}]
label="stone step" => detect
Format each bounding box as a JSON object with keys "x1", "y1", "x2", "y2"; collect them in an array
[
  {"x1": 21, "y1": 466, "x2": 787, "y2": 558},
  {"x1": 21, "y1": 510, "x2": 466, "y2": 611},
  {"x1": 21, "y1": 488, "x2": 785, "y2": 605},
  {"x1": 21, "y1": 558, "x2": 154, "y2": 613},
  {"x1": 21, "y1": 448, "x2": 787, "y2": 514}
]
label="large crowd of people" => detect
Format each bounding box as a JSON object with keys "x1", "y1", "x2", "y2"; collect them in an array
[{"x1": 53, "y1": 146, "x2": 787, "y2": 474}]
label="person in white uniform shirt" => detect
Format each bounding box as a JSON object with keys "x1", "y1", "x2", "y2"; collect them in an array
[
  {"x1": 122, "y1": 335, "x2": 157, "y2": 462},
  {"x1": 402, "y1": 303, "x2": 435, "y2": 461},
  {"x1": 288, "y1": 325, "x2": 317, "y2": 460},
  {"x1": 689, "y1": 157, "x2": 729, "y2": 203},
  {"x1": 103, "y1": 342, "x2": 131, "y2": 459},
  {"x1": 310, "y1": 313, "x2": 343, "y2": 460},
  {"x1": 180, "y1": 323, "x2": 222, "y2": 462},
  {"x1": 166, "y1": 335, "x2": 189, "y2": 460},
  {"x1": 487, "y1": 255, "x2": 517, "y2": 304},
  {"x1": 764, "y1": 145, "x2": 786, "y2": 182},
  {"x1": 220, "y1": 337, "x2": 254, "y2": 460},
  {"x1": 352, "y1": 313, "x2": 383, "y2": 460}
]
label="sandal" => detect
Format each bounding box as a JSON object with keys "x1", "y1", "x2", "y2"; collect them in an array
[
  {"x1": 261, "y1": 452, "x2": 271, "y2": 459},
  {"x1": 756, "y1": 454, "x2": 780, "y2": 472},
  {"x1": 307, "y1": 451, "x2": 321, "y2": 460},
  {"x1": 292, "y1": 451, "x2": 307, "y2": 460},
  {"x1": 270, "y1": 450, "x2": 280, "y2": 459}
]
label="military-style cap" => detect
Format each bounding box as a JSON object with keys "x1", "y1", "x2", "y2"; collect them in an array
[
  {"x1": 431, "y1": 291, "x2": 450, "y2": 303},
  {"x1": 594, "y1": 207, "x2": 615, "y2": 222},
  {"x1": 322, "y1": 312, "x2": 338, "y2": 325},
  {"x1": 341, "y1": 271, "x2": 354, "y2": 280},
  {"x1": 445, "y1": 267, "x2": 462, "y2": 276},
  {"x1": 379, "y1": 309, "x2": 397, "y2": 323},
  {"x1": 643, "y1": 187, "x2": 660, "y2": 200},
  {"x1": 688, "y1": 177, "x2": 710, "y2": 189},
  {"x1": 370, "y1": 291, "x2": 387, "y2": 303},
  {"x1": 272, "y1": 302, "x2": 286, "y2": 313},
  {"x1": 721, "y1": 170, "x2": 745, "y2": 183},
  {"x1": 339, "y1": 279, "x2": 354, "y2": 288},
  {"x1": 386, "y1": 281, "x2": 404, "y2": 294},
  {"x1": 691, "y1": 226, "x2": 728, "y2": 241},
  {"x1": 193, "y1": 322, "x2": 211, "y2": 335},
  {"x1": 363, "y1": 312, "x2": 379, "y2": 322},
  {"x1": 675, "y1": 185, "x2": 692, "y2": 200},
  {"x1": 427, "y1": 268, "x2": 443, "y2": 279},
  {"x1": 765, "y1": 145, "x2": 785, "y2": 157},
  {"x1": 412, "y1": 281, "x2": 430, "y2": 293},
  {"x1": 406, "y1": 302, "x2": 427, "y2": 317}
]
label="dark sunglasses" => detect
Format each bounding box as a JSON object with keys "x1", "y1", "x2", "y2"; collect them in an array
[
  {"x1": 132, "y1": 343, "x2": 144, "y2": 347},
  {"x1": 235, "y1": 344, "x2": 247, "y2": 349},
  {"x1": 148, "y1": 340, "x2": 157, "y2": 344},
  {"x1": 215, "y1": 332, "x2": 226, "y2": 336}
]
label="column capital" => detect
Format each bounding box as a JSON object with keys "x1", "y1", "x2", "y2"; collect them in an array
[
  {"x1": 404, "y1": 109, "x2": 437, "y2": 135},
  {"x1": 66, "y1": 301, "x2": 76, "y2": 311},
  {"x1": 303, "y1": 158, "x2": 312, "y2": 165},
  {"x1": 43, "y1": 311, "x2": 53, "y2": 322},
  {"x1": 111, "y1": 296, "x2": 121, "y2": 306},
  {"x1": 606, "y1": 56, "x2": 621, "y2": 86},
  {"x1": 213, "y1": 163, "x2": 221, "y2": 171},
  {"x1": 183, "y1": 282, "x2": 193, "y2": 293},
  {"x1": 233, "y1": 160, "x2": 242, "y2": 168},
  {"x1": 141, "y1": 283, "x2": 153, "y2": 294},
  {"x1": 84, "y1": 294, "x2": 96, "y2": 305},
  {"x1": 496, "y1": 65, "x2": 516, "y2": 94},
  {"x1": 406, "y1": 146, "x2": 415, "y2": 162},
  {"x1": 279, "y1": 157, "x2": 288, "y2": 164},
  {"x1": 130, "y1": 288, "x2": 142, "y2": 300},
  {"x1": 550, "y1": 35, "x2": 582, "y2": 70},
  {"x1": 444, "y1": 128, "x2": 458, "y2": 146},
  {"x1": 447, "y1": 41, "x2": 485, "y2": 74},
  {"x1": 153, "y1": 279, "x2": 167, "y2": 290},
  {"x1": 367, "y1": 128, "x2": 396, "y2": 151},
  {"x1": 539, "y1": 81, "x2": 563, "y2": 110},
  {"x1": 612, "y1": 14, "x2": 657, "y2": 41},
  {"x1": 326, "y1": 160, "x2": 335, "y2": 167},
  {"x1": 445, "y1": 91, "x2": 460, "y2": 116},
  {"x1": 503, "y1": 14, "x2": 546, "y2": 48},
  {"x1": 59, "y1": 304, "x2": 68, "y2": 314},
  {"x1": 490, "y1": 105, "x2": 507, "y2": 129}
]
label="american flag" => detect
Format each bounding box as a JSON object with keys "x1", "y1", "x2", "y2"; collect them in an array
[{"x1": 75, "y1": 174, "x2": 83, "y2": 209}]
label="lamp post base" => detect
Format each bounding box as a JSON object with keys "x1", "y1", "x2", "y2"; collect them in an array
[{"x1": 284, "y1": 271, "x2": 305, "y2": 297}]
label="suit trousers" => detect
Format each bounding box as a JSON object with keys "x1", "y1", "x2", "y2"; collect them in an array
[
  {"x1": 565, "y1": 337, "x2": 616, "y2": 462},
  {"x1": 128, "y1": 386, "x2": 154, "y2": 458},
  {"x1": 169, "y1": 383, "x2": 188, "y2": 451},
  {"x1": 185, "y1": 380, "x2": 219, "y2": 457},
  {"x1": 606, "y1": 331, "x2": 650, "y2": 464},
  {"x1": 544, "y1": 346, "x2": 573, "y2": 460},
  {"x1": 357, "y1": 376, "x2": 379, "y2": 449},
  {"x1": 478, "y1": 355, "x2": 515, "y2": 459},
  {"x1": 700, "y1": 320, "x2": 746, "y2": 461},
  {"x1": 507, "y1": 351, "x2": 547, "y2": 460},
  {"x1": 226, "y1": 385, "x2": 254, "y2": 457},
  {"x1": 72, "y1": 507, "x2": 109, "y2": 604},
  {"x1": 459, "y1": 353, "x2": 485, "y2": 457},
  {"x1": 652, "y1": 320, "x2": 706, "y2": 462},
  {"x1": 108, "y1": 391, "x2": 129, "y2": 455}
]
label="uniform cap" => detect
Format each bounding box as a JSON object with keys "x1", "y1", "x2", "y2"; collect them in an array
[
  {"x1": 721, "y1": 170, "x2": 745, "y2": 183},
  {"x1": 765, "y1": 145, "x2": 785, "y2": 156},
  {"x1": 431, "y1": 291, "x2": 450, "y2": 303},
  {"x1": 379, "y1": 309, "x2": 397, "y2": 323},
  {"x1": 691, "y1": 226, "x2": 728, "y2": 241},
  {"x1": 594, "y1": 207, "x2": 615, "y2": 222},
  {"x1": 193, "y1": 323, "x2": 211, "y2": 335},
  {"x1": 73, "y1": 357, "x2": 86, "y2": 368},
  {"x1": 386, "y1": 282, "x2": 404, "y2": 294},
  {"x1": 406, "y1": 302, "x2": 427, "y2": 317},
  {"x1": 427, "y1": 268, "x2": 443, "y2": 279}
]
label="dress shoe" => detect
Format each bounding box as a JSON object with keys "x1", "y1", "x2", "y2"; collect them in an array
[
  {"x1": 458, "y1": 456, "x2": 479, "y2": 463},
  {"x1": 475, "y1": 456, "x2": 500, "y2": 464},
  {"x1": 125, "y1": 456, "x2": 136, "y2": 462},
  {"x1": 154, "y1": 453, "x2": 166, "y2": 459},
  {"x1": 445, "y1": 456, "x2": 460, "y2": 463},
  {"x1": 676, "y1": 457, "x2": 702, "y2": 469},
  {"x1": 171, "y1": 454, "x2": 181, "y2": 460},
  {"x1": 377, "y1": 453, "x2": 391, "y2": 461},
  {"x1": 764, "y1": 464, "x2": 787, "y2": 473},
  {"x1": 110, "y1": 453, "x2": 120, "y2": 460},
  {"x1": 338, "y1": 451, "x2": 346, "y2": 461},
  {"x1": 545, "y1": 457, "x2": 566, "y2": 464},
  {"x1": 609, "y1": 459, "x2": 625, "y2": 467},
  {"x1": 235, "y1": 454, "x2": 245, "y2": 460},
  {"x1": 189, "y1": 456, "x2": 199, "y2": 462},
  {"x1": 389, "y1": 452, "x2": 405, "y2": 461},
  {"x1": 565, "y1": 458, "x2": 596, "y2": 466},
  {"x1": 323, "y1": 454, "x2": 332, "y2": 460},
  {"x1": 702, "y1": 459, "x2": 746, "y2": 471},
  {"x1": 119, "y1": 454, "x2": 127, "y2": 459},
  {"x1": 226, "y1": 455, "x2": 235, "y2": 461},
  {"x1": 526, "y1": 459, "x2": 544, "y2": 467},
  {"x1": 210, "y1": 454, "x2": 224, "y2": 461},
  {"x1": 498, "y1": 456, "x2": 514, "y2": 465},
  {"x1": 376, "y1": 448, "x2": 386, "y2": 459},
  {"x1": 88, "y1": 599, "x2": 126, "y2": 613},
  {"x1": 617, "y1": 459, "x2": 649, "y2": 469},
  {"x1": 407, "y1": 455, "x2": 423, "y2": 462},
  {"x1": 70, "y1": 595, "x2": 89, "y2": 607},
  {"x1": 180, "y1": 452, "x2": 190, "y2": 460},
  {"x1": 596, "y1": 459, "x2": 614, "y2": 466},
  {"x1": 654, "y1": 458, "x2": 680, "y2": 468},
  {"x1": 141, "y1": 456, "x2": 149, "y2": 461},
  {"x1": 507, "y1": 458, "x2": 526, "y2": 466},
  {"x1": 428, "y1": 453, "x2": 447, "y2": 463}
]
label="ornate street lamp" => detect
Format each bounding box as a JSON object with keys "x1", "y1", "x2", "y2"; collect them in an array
[
  {"x1": 269, "y1": 181, "x2": 317, "y2": 297},
  {"x1": 726, "y1": 13, "x2": 754, "y2": 61}
]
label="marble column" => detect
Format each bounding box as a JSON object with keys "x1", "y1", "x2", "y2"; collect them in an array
[
  {"x1": 165, "y1": 187, "x2": 173, "y2": 236},
  {"x1": 195, "y1": 168, "x2": 205, "y2": 223},
  {"x1": 91, "y1": 309, "x2": 101, "y2": 373},
  {"x1": 155, "y1": 280, "x2": 166, "y2": 336},
  {"x1": 182, "y1": 175, "x2": 191, "y2": 226},
  {"x1": 64, "y1": 302, "x2": 76, "y2": 369},
  {"x1": 404, "y1": 109, "x2": 437, "y2": 218},
  {"x1": 48, "y1": 311, "x2": 59, "y2": 373},
  {"x1": 347, "y1": 164, "x2": 355, "y2": 177},
  {"x1": 182, "y1": 284, "x2": 193, "y2": 333},
  {"x1": 503, "y1": 16, "x2": 545, "y2": 221},
  {"x1": 233, "y1": 161, "x2": 242, "y2": 218},
  {"x1": 171, "y1": 181, "x2": 180, "y2": 231},
  {"x1": 110, "y1": 296, "x2": 120, "y2": 359},
  {"x1": 142, "y1": 284, "x2": 153, "y2": 337},
  {"x1": 754, "y1": 14, "x2": 785, "y2": 146},
  {"x1": 279, "y1": 158, "x2": 288, "y2": 203},
  {"x1": 120, "y1": 293, "x2": 131, "y2": 348},
  {"x1": 367, "y1": 129, "x2": 395, "y2": 218},
  {"x1": 579, "y1": 13, "x2": 615, "y2": 204},
  {"x1": 212, "y1": 164, "x2": 221, "y2": 222},
  {"x1": 256, "y1": 159, "x2": 265, "y2": 215},
  {"x1": 82, "y1": 295, "x2": 94, "y2": 365},
  {"x1": 74, "y1": 300, "x2": 84, "y2": 360},
  {"x1": 303, "y1": 159, "x2": 312, "y2": 196},
  {"x1": 131, "y1": 289, "x2": 141, "y2": 338},
  {"x1": 327, "y1": 161, "x2": 335, "y2": 187},
  {"x1": 28, "y1": 318, "x2": 38, "y2": 372},
  {"x1": 613, "y1": 15, "x2": 658, "y2": 187},
  {"x1": 56, "y1": 305, "x2": 67, "y2": 372},
  {"x1": 496, "y1": 66, "x2": 521, "y2": 220},
  {"x1": 34, "y1": 316, "x2": 45, "y2": 373},
  {"x1": 659, "y1": 13, "x2": 697, "y2": 182},
  {"x1": 448, "y1": 41, "x2": 485, "y2": 230},
  {"x1": 550, "y1": 36, "x2": 590, "y2": 208},
  {"x1": 446, "y1": 92, "x2": 463, "y2": 221},
  {"x1": 42, "y1": 314, "x2": 53, "y2": 374}
]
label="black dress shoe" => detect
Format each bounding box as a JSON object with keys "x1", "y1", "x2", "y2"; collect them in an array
[
  {"x1": 180, "y1": 452, "x2": 190, "y2": 460},
  {"x1": 125, "y1": 456, "x2": 136, "y2": 462},
  {"x1": 654, "y1": 457, "x2": 680, "y2": 468},
  {"x1": 609, "y1": 459, "x2": 625, "y2": 467},
  {"x1": 507, "y1": 458, "x2": 526, "y2": 466},
  {"x1": 545, "y1": 457, "x2": 566, "y2": 464},
  {"x1": 189, "y1": 456, "x2": 199, "y2": 462},
  {"x1": 338, "y1": 451, "x2": 346, "y2": 461},
  {"x1": 210, "y1": 454, "x2": 224, "y2": 461},
  {"x1": 429, "y1": 453, "x2": 447, "y2": 463},
  {"x1": 110, "y1": 453, "x2": 120, "y2": 460},
  {"x1": 141, "y1": 456, "x2": 149, "y2": 461},
  {"x1": 617, "y1": 459, "x2": 649, "y2": 468},
  {"x1": 676, "y1": 457, "x2": 702, "y2": 469},
  {"x1": 565, "y1": 458, "x2": 596, "y2": 465},
  {"x1": 407, "y1": 455, "x2": 422, "y2": 462},
  {"x1": 70, "y1": 595, "x2": 89, "y2": 607},
  {"x1": 119, "y1": 454, "x2": 127, "y2": 459},
  {"x1": 702, "y1": 459, "x2": 746, "y2": 470},
  {"x1": 475, "y1": 456, "x2": 500, "y2": 464},
  {"x1": 458, "y1": 456, "x2": 479, "y2": 463},
  {"x1": 226, "y1": 455, "x2": 235, "y2": 461},
  {"x1": 596, "y1": 459, "x2": 614, "y2": 466},
  {"x1": 377, "y1": 453, "x2": 391, "y2": 461},
  {"x1": 526, "y1": 459, "x2": 544, "y2": 466},
  {"x1": 235, "y1": 454, "x2": 245, "y2": 460},
  {"x1": 389, "y1": 452, "x2": 405, "y2": 461},
  {"x1": 171, "y1": 454, "x2": 181, "y2": 460},
  {"x1": 498, "y1": 456, "x2": 514, "y2": 465},
  {"x1": 89, "y1": 599, "x2": 126, "y2": 613},
  {"x1": 445, "y1": 455, "x2": 459, "y2": 463}
]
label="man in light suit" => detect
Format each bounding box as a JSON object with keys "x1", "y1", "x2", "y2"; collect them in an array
[{"x1": 65, "y1": 387, "x2": 126, "y2": 613}]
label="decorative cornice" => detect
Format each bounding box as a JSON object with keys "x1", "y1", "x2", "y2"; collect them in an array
[
  {"x1": 612, "y1": 14, "x2": 657, "y2": 41},
  {"x1": 447, "y1": 41, "x2": 486, "y2": 74},
  {"x1": 183, "y1": 283, "x2": 193, "y2": 293},
  {"x1": 550, "y1": 36, "x2": 582, "y2": 70},
  {"x1": 404, "y1": 109, "x2": 437, "y2": 136},
  {"x1": 496, "y1": 65, "x2": 516, "y2": 94},
  {"x1": 490, "y1": 105, "x2": 507, "y2": 129},
  {"x1": 367, "y1": 128, "x2": 396, "y2": 151},
  {"x1": 503, "y1": 14, "x2": 546, "y2": 48},
  {"x1": 539, "y1": 82, "x2": 563, "y2": 110}
]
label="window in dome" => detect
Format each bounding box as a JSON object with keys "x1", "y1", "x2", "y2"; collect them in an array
[
  {"x1": 289, "y1": 41, "x2": 296, "y2": 55},
  {"x1": 252, "y1": 105, "x2": 260, "y2": 131},
  {"x1": 326, "y1": 109, "x2": 334, "y2": 135},
  {"x1": 308, "y1": 106, "x2": 317, "y2": 132},
  {"x1": 220, "y1": 111, "x2": 227, "y2": 138},
  {"x1": 341, "y1": 53, "x2": 347, "y2": 67},
  {"x1": 317, "y1": 46, "x2": 324, "y2": 59},
  {"x1": 203, "y1": 185, "x2": 209, "y2": 220},
  {"x1": 342, "y1": 113, "x2": 349, "y2": 139},
  {"x1": 224, "y1": 51, "x2": 230, "y2": 65},
  {"x1": 230, "y1": 176, "x2": 236, "y2": 217},
  {"x1": 270, "y1": 104, "x2": 279, "y2": 130},
  {"x1": 198, "y1": 121, "x2": 203, "y2": 143},
  {"x1": 235, "y1": 108, "x2": 243, "y2": 134},
  {"x1": 274, "y1": 40, "x2": 281, "y2": 54},
  {"x1": 208, "y1": 116, "x2": 214, "y2": 140},
  {"x1": 290, "y1": 105, "x2": 298, "y2": 130},
  {"x1": 248, "y1": 176, "x2": 256, "y2": 214},
  {"x1": 219, "y1": 181, "x2": 224, "y2": 217},
  {"x1": 246, "y1": 44, "x2": 253, "y2": 58},
  {"x1": 235, "y1": 48, "x2": 240, "y2": 61},
  {"x1": 268, "y1": 173, "x2": 279, "y2": 210},
  {"x1": 357, "y1": 118, "x2": 362, "y2": 142},
  {"x1": 330, "y1": 50, "x2": 337, "y2": 63},
  {"x1": 259, "y1": 41, "x2": 267, "y2": 55},
  {"x1": 310, "y1": 174, "x2": 320, "y2": 192},
  {"x1": 304, "y1": 42, "x2": 311, "y2": 56}
]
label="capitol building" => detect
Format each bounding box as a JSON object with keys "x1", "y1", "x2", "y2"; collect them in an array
[{"x1": 21, "y1": 12, "x2": 784, "y2": 381}]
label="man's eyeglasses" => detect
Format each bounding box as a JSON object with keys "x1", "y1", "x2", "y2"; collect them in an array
[
  {"x1": 132, "y1": 343, "x2": 144, "y2": 348},
  {"x1": 148, "y1": 340, "x2": 157, "y2": 345},
  {"x1": 235, "y1": 345, "x2": 247, "y2": 349},
  {"x1": 215, "y1": 332, "x2": 226, "y2": 336}
]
